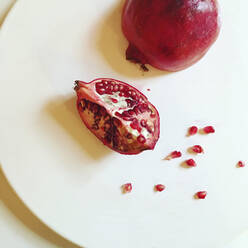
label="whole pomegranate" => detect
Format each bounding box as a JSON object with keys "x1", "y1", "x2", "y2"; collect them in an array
[
  {"x1": 122, "y1": 0, "x2": 220, "y2": 71},
  {"x1": 74, "y1": 78, "x2": 160, "y2": 155}
]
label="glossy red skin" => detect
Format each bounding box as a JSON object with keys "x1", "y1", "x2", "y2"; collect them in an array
[
  {"x1": 75, "y1": 78, "x2": 160, "y2": 155},
  {"x1": 122, "y1": 0, "x2": 220, "y2": 71}
]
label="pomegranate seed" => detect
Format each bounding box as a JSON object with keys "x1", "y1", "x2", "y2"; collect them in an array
[
  {"x1": 111, "y1": 98, "x2": 118, "y2": 103},
  {"x1": 140, "y1": 119, "x2": 147, "y2": 127},
  {"x1": 133, "y1": 95, "x2": 140, "y2": 101},
  {"x1": 96, "y1": 88, "x2": 105, "y2": 95},
  {"x1": 130, "y1": 119, "x2": 141, "y2": 131},
  {"x1": 188, "y1": 126, "x2": 198, "y2": 135},
  {"x1": 147, "y1": 88, "x2": 151, "y2": 91},
  {"x1": 150, "y1": 113, "x2": 156, "y2": 118},
  {"x1": 146, "y1": 125, "x2": 153, "y2": 133},
  {"x1": 186, "y1": 159, "x2": 196, "y2": 167},
  {"x1": 155, "y1": 184, "x2": 165, "y2": 192},
  {"x1": 137, "y1": 134, "x2": 146, "y2": 144},
  {"x1": 122, "y1": 110, "x2": 130, "y2": 117},
  {"x1": 115, "y1": 112, "x2": 122, "y2": 118},
  {"x1": 171, "y1": 151, "x2": 182, "y2": 158},
  {"x1": 128, "y1": 110, "x2": 135, "y2": 116},
  {"x1": 109, "y1": 85, "x2": 114, "y2": 92},
  {"x1": 131, "y1": 91, "x2": 136, "y2": 97},
  {"x1": 119, "y1": 92, "x2": 125, "y2": 97},
  {"x1": 123, "y1": 116, "x2": 135, "y2": 121},
  {"x1": 191, "y1": 145, "x2": 204, "y2": 154},
  {"x1": 237, "y1": 161, "x2": 245, "y2": 167},
  {"x1": 195, "y1": 191, "x2": 207, "y2": 199},
  {"x1": 203, "y1": 126, "x2": 215, "y2": 134},
  {"x1": 165, "y1": 151, "x2": 182, "y2": 160},
  {"x1": 123, "y1": 183, "x2": 132, "y2": 193},
  {"x1": 113, "y1": 85, "x2": 119, "y2": 92}
]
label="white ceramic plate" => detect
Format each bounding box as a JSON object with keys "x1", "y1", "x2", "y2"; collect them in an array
[{"x1": 0, "y1": 0, "x2": 248, "y2": 247}]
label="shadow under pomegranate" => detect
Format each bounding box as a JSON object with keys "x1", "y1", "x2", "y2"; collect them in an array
[{"x1": 44, "y1": 96, "x2": 111, "y2": 161}]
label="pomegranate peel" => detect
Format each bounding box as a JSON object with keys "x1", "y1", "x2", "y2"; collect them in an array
[{"x1": 75, "y1": 78, "x2": 160, "y2": 155}]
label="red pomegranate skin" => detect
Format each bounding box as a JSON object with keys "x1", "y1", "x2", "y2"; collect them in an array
[{"x1": 122, "y1": 0, "x2": 220, "y2": 71}]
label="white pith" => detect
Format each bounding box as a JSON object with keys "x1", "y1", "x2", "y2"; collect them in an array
[{"x1": 96, "y1": 88, "x2": 154, "y2": 140}]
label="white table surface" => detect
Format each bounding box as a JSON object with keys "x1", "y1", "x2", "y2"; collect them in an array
[
  {"x1": 0, "y1": 168, "x2": 82, "y2": 248},
  {"x1": 0, "y1": 1, "x2": 80, "y2": 247},
  {"x1": 0, "y1": 1, "x2": 247, "y2": 248}
]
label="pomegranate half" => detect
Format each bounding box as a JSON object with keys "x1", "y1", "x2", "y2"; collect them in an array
[
  {"x1": 74, "y1": 78, "x2": 160, "y2": 155},
  {"x1": 122, "y1": 0, "x2": 220, "y2": 71}
]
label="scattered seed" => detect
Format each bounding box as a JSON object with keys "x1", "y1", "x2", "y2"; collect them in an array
[
  {"x1": 237, "y1": 161, "x2": 245, "y2": 167},
  {"x1": 185, "y1": 159, "x2": 196, "y2": 167},
  {"x1": 188, "y1": 126, "x2": 198, "y2": 136},
  {"x1": 203, "y1": 126, "x2": 215, "y2": 134},
  {"x1": 154, "y1": 184, "x2": 165, "y2": 192},
  {"x1": 191, "y1": 145, "x2": 204, "y2": 154},
  {"x1": 195, "y1": 191, "x2": 207, "y2": 199},
  {"x1": 165, "y1": 151, "x2": 182, "y2": 160},
  {"x1": 122, "y1": 183, "x2": 132, "y2": 193}
]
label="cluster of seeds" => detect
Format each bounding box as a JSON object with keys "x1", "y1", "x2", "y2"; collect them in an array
[
  {"x1": 95, "y1": 80, "x2": 157, "y2": 146},
  {"x1": 122, "y1": 124, "x2": 246, "y2": 197}
]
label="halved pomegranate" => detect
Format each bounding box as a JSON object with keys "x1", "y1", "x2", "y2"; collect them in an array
[
  {"x1": 122, "y1": 0, "x2": 220, "y2": 71},
  {"x1": 74, "y1": 78, "x2": 160, "y2": 155}
]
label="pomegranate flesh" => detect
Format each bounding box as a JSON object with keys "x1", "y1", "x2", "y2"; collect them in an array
[
  {"x1": 122, "y1": 0, "x2": 220, "y2": 71},
  {"x1": 74, "y1": 78, "x2": 160, "y2": 155}
]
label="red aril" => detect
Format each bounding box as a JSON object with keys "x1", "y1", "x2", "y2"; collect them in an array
[
  {"x1": 237, "y1": 161, "x2": 245, "y2": 168},
  {"x1": 75, "y1": 78, "x2": 160, "y2": 155},
  {"x1": 195, "y1": 191, "x2": 207, "y2": 199},
  {"x1": 186, "y1": 159, "x2": 196, "y2": 167},
  {"x1": 203, "y1": 126, "x2": 215, "y2": 134},
  {"x1": 122, "y1": 183, "x2": 132, "y2": 193},
  {"x1": 155, "y1": 184, "x2": 165, "y2": 192},
  {"x1": 191, "y1": 145, "x2": 204, "y2": 154},
  {"x1": 165, "y1": 151, "x2": 182, "y2": 160},
  {"x1": 188, "y1": 126, "x2": 198, "y2": 136},
  {"x1": 122, "y1": 0, "x2": 220, "y2": 71}
]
